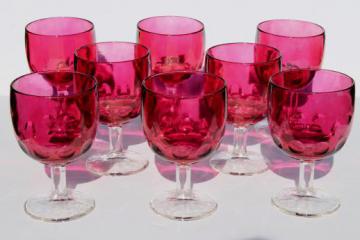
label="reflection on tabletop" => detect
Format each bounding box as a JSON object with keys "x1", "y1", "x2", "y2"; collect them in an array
[
  {"x1": 261, "y1": 139, "x2": 333, "y2": 183},
  {"x1": 43, "y1": 118, "x2": 334, "y2": 188},
  {"x1": 154, "y1": 120, "x2": 271, "y2": 184},
  {"x1": 155, "y1": 155, "x2": 219, "y2": 184},
  {"x1": 210, "y1": 121, "x2": 271, "y2": 175},
  {"x1": 221, "y1": 121, "x2": 270, "y2": 147},
  {"x1": 225, "y1": 121, "x2": 333, "y2": 182},
  {"x1": 44, "y1": 117, "x2": 146, "y2": 188}
]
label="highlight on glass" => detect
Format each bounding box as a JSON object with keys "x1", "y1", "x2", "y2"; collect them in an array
[
  {"x1": 142, "y1": 71, "x2": 226, "y2": 220},
  {"x1": 10, "y1": 71, "x2": 98, "y2": 222},
  {"x1": 25, "y1": 17, "x2": 95, "y2": 72},
  {"x1": 268, "y1": 69, "x2": 355, "y2": 217},
  {"x1": 137, "y1": 16, "x2": 205, "y2": 74},
  {"x1": 256, "y1": 19, "x2": 325, "y2": 70},
  {"x1": 206, "y1": 42, "x2": 281, "y2": 175},
  {"x1": 75, "y1": 41, "x2": 150, "y2": 176}
]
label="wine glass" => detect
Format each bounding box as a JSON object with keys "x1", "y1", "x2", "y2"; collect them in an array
[
  {"x1": 206, "y1": 43, "x2": 281, "y2": 175},
  {"x1": 142, "y1": 71, "x2": 226, "y2": 220},
  {"x1": 10, "y1": 71, "x2": 98, "y2": 222},
  {"x1": 256, "y1": 19, "x2": 325, "y2": 70},
  {"x1": 25, "y1": 17, "x2": 95, "y2": 72},
  {"x1": 268, "y1": 69, "x2": 355, "y2": 217},
  {"x1": 74, "y1": 42, "x2": 150, "y2": 176},
  {"x1": 137, "y1": 16, "x2": 205, "y2": 74}
]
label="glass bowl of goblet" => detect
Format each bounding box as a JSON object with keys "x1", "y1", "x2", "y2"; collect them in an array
[
  {"x1": 137, "y1": 16, "x2": 205, "y2": 74},
  {"x1": 25, "y1": 16, "x2": 95, "y2": 72},
  {"x1": 256, "y1": 19, "x2": 325, "y2": 70}
]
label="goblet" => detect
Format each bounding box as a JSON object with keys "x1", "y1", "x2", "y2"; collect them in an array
[
  {"x1": 256, "y1": 19, "x2": 325, "y2": 70},
  {"x1": 26, "y1": 17, "x2": 95, "y2": 71},
  {"x1": 206, "y1": 43, "x2": 281, "y2": 175},
  {"x1": 142, "y1": 71, "x2": 226, "y2": 220},
  {"x1": 137, "y1": 16, "x2": 205, "y2": 74},
  {"x1": 10, "y1": 71, "x2": 98, "y2": 222},
  {"x1": 268, "y1": 69, "x2": 355, "y2": 217},
  {"x1": 75, "y1": 42, "x2": 150, "y2": 176}
]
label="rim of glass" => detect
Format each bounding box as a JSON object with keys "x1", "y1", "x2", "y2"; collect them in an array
[
  {"x1": 74, "y1": 41, "x2": 150, "y2": 64},
  {"x1": 137, "y1": 15, "x2": 205, "y2": 36},
  {"x1": 10, "y1": 71, "x2": 97, "y2": 98},
  {"x1": 269, "y1": 69, "x2": 355, "y2": 94},
  {"x1": 142, "y1": 71, "x2": 226, "y2": 99},
  {"x1": 257, "y1": 19, "x2": 325, "y2": 38},
  {"x1": 206, "y1": 42, "x2": 281, "y2": 65},
  {"x1": 25, "y1": 16, "x2": 95, "y2": 37}
]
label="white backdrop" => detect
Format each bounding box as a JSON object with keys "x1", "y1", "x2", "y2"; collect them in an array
[{"x1": 1, "y1": 0, "x2": 359, "y2": 96}]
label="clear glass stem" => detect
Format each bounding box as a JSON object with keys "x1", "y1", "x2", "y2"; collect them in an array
[
  {"x1": 176, "y1": 164, "x2": 193, "y2": 199},
  {"x1": 50, "y1": 166, "x2": 69, "y2": 200},
  {"x1": 109, "y1": 126, "x2": 124, "y2": 154},
  {"x1": 233, "y1": 126, "x2": 248, "y2": 157},
  {"x1": 297, "y1": 161, "x2": 315, "y2": 196}
]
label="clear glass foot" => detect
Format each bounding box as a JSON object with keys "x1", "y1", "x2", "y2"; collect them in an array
[
  {"x1": 150, "y1": 190, "x2": 217, "y2": 221},
  {"x1": 272, "y1": 188, "x2": 340, "y2": 217},
  {"x1": 24, "y1": 191, "x2": 95, "y2": 222},
  {"x1": 210, "y1": 150, "x2": 268, "y2": 175},
  {"x1": 86, "y1": 150, "x2": 148, "y2": 176}
]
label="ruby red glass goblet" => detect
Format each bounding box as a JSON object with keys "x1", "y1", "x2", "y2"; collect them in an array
[
  {"x1": 137, "y1": 16, "x2": 205, "y2": 74},
  {"x1": 75, "y1": 42, "x2": 150, "y2": 176},
  {"x1": 26, "y1": 17, "x2": 95, "y2": 72},
  {"x1": 142, "y1": 71, "x2": 226, "y2": 220},
  {"x1": 256, "y1": 19, "x2": 325, "y2": 70},
  {"x1": 268, "y1": 69, "x2": 355, "y2": 217},
  {"x1": 10, "y1": 71, "x2": 98, "y2": 222},
  {"x1": 206, "y1": 43, "x2": 281, "y2": 175}
]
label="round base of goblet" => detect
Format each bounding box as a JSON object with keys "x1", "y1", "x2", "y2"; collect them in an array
[
  {"x1": 24, "y1": 191, "x2": 95, "y2": 222},
  {"x1": 150, "y1": 190, "x2": 217, "y2": 221},
  {"x1": 86, "y1": 150, "x2": 148, "y2": 176},
  {"x1": 272, "y1": 188, "x2": 340, "y2": 217},
  {"x1": 210, "y1": 150, "x2": 268, "y2": 176}
]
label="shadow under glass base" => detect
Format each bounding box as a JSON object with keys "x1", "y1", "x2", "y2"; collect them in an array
[
  {"x1": 210, "y1": 150, "x2": 268, "y2": 176},
  {"x1": 272, "y1": 188, "x2": 340, "y2": 217},
  {"x1": 150, "y1": 190, "x2": 217, "y2": 221},
  {"x1": 86, "y1": 150, "x2": 148, "y2": 176},
  {"x1": 24, "y1": 191, "x2": 95, "y2": 222}
]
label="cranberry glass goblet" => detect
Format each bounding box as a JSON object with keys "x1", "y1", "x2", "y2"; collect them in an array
[
  {"x1": 26, "y1": 17, "x2": 95, "y2": 72},
  {"x1": 268, "y1": 69, "x2": 355, "y2": 217},
  {"x1": 206, "y1": 43, "x2": 281, "y2": 175},
  {"x1": 75, "y1": 42, "x2": 150, "y2": 176},
  {"x1": 137, "y1": 16, "x2": 205, "y2": 74},
  {"x1": 142, "y1": 71, "x2": 226, "y2": 220},
  {"x1": 10, "y1": 71, "x2": 98, "y2": 222},
  {"x1": 256, "y1": 19, "x2": 325, "y2": 70}
]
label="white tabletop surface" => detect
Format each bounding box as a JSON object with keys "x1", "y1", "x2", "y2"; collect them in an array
[{"x1": 1, "y1": 95, "x2": 359, "y2": 240}]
